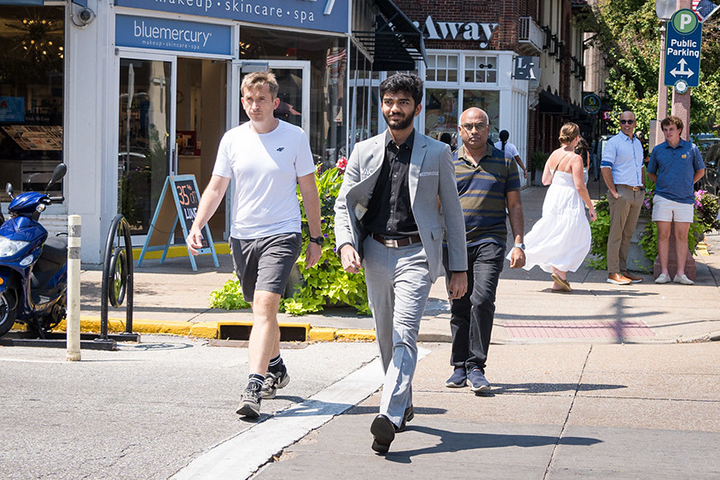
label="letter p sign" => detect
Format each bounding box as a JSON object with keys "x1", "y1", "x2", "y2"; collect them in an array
[
  {"x1": 680, "y1": 13, "x2": 693, "y2": 30},
  {"x1": 672, "y1": 10, "x2": 699, "y2": 33}
]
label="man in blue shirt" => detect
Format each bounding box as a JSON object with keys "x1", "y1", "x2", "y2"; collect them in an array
[
  {"x1": 647, "y1": 116, "x2": 705, "y2": 285},
  {"x1": 601, "y1": 111, "x2": 646, "y2": 285}
]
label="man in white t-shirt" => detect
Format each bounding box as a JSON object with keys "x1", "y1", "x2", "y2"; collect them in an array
[
  {"x1": 187, "y1": 71, "x2": 322, "y2": 418},
  {"x1": 494, "y1": 130, "x2": 528, "y2": 178}
]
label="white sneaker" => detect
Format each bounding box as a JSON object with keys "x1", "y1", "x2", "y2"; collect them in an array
[
  {"x1": 655, "y1": 273, "x2": 671, "y2": 284},
  {"x1": 673, "y1": 274, "x2": 694, "y2": 285}
]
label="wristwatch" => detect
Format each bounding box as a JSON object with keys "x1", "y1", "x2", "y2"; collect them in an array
[
  {"x1": 309, "y1": 235, "x2": 325, "y2": 246},
  {"x1": 514, "y1": 243, "x2": 525, "y2": 251}
]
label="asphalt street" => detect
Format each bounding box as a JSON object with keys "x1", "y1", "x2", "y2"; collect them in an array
[{"x1": 0, "y1": 337, "x2": 379, "y2": 480}]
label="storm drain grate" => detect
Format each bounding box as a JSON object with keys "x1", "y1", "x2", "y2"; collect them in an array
[
  {"x1": 503, "y1": 320, "x2": 654, "y2": 338},
  {"x1": 218, "y1": 324, "x2": 308, "y2": 342}
]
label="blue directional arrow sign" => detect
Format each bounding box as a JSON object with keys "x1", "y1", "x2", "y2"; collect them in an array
[{"x1": 664, "y1": 9, "x2": 702, "y2": 88}]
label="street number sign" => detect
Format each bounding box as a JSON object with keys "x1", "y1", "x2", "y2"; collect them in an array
[{"x1": 664, "y1": 9, "x2": 702, "y2": 88}]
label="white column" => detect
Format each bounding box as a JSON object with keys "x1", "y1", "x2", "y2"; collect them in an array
[{"x1": 66, "y1": 215, "x2": 81, "y2": 362}]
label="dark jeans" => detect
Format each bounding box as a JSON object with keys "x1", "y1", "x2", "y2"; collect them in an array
[{"x1": 443, "y1": 242, "x2": 505, "y2": 372}]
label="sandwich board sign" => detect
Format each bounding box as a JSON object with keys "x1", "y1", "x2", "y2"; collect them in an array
[{"x1": 137, "y1": 175, "x2": 218, "y2": 271}]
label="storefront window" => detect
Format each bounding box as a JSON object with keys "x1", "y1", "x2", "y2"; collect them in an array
[
  {"x1": 425, "y1": 89, "x2": 458, "y2": 142},
  {"x1": 465, "y1": 55, "x2": 498, "y2": 84},
  {"x1": 427, "y1": 54, "x2": 458, "y2": 82},
  {"x1": 348, "y1": 48, "x2": 378, "y2": 154},
  {"x1": 462, "y1": 90, "x2": 500, "y2": 138},
  {"x1": 239, "y1": 28, "x2": 347, "y2": 168},
  {"x1": 0, "y1": 6, "x2": 64, "y2": 200},
  {"x1": 118, "y1": 59, "x2": 172, "y2": 234}
]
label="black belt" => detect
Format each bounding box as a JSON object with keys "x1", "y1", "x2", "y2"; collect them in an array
[
  {"x1": 616, "y1": 184, "x2": 644, "y2": 192},
  {"x1": 371, "y1": 233, "x2": 422, "y2": 248}
]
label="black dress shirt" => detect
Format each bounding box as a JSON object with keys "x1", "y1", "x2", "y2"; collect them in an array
[{"x1": 362, "y1": 130, "x2": 419, "y2": 236}]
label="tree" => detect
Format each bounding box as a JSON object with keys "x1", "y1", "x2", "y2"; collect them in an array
[{"x1": 589, "y1": 0, "x2": 720, "y2": 134}]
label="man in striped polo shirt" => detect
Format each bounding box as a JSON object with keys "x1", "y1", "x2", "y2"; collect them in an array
[{"x1": 443, "y1": 107, "x2": 526, "y2": 393}]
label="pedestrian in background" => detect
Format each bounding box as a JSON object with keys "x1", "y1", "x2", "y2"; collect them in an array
[
  {"x1": 334, "y1": 73, "x2": 467, "y2": 454},
  {"x1": 495, "y1": 129, "x2": 528, "y2": 178},
  {"x1": 439, "y1": 131, "x2": 454, "y2": 149},
  {"x1": 187, "y1": 71, "x2": 322, "y2": 418},
  {"x1": 519, "y1": 122, "x2": 596, "y2": 292},
  {"x1": 647, "y1": 115, "x2": 705, "y2": 285},
  {"x1": 601, "y1": 111, "x2": 645, "y2": 285},
  {"x1": 444, "y1": 108, "x2": 525, "y2": 393},
  {"x1": 575, "y1": 136, "x2": 590, "y2": 184}
]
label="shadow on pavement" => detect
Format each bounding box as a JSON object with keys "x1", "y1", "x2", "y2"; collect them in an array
[
  {"x1": 491, "y1": 382, "x2": 627, "y2": 394},
  {"x1": 345, "y1": 405, "x2": 448, "y2": 417},
  {"x1": 382, "y1": 425, "x2": 602, "y2": 463}
]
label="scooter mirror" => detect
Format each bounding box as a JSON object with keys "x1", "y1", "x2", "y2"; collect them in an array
[
  {"x1": 5, "y1": 182, "x2": 13, "y2": 199},
  {"x1": 46, "y1": 163, "x2": 68, "y2": 192}
]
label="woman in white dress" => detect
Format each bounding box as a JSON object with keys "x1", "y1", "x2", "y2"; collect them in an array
[{"x1": 519, "y1": 123, "x2": 597, "y2": 292}]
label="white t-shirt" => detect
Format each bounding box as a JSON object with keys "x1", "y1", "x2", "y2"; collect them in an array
[
  {"x1": 213, "y1": 120, "x2": 316, "y2": 239},
  {"x1": 494, "y1": 140, "x2": 520, "y2": 159}
]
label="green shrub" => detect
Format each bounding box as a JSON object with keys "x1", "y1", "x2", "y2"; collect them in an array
[
  {"x1": 530, "y1": 151, "x2": 550, "y2": 171},
  {"x1": 588, "y1": 196, "x2": 611, "y2": 270},
  {"x1": 208, "y1": 276, "x2": 250, "y2": 310},
  {"x1": 209, "y1": 163, "x2": 370, "y2": 316}
]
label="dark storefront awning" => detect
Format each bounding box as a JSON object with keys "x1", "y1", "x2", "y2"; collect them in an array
[
  {"x1": 539, "y1": 89, "x2": 591, "y2": 122},
  {"x1": 353, "y1": 0, "x2": 426, "y2": 71}
]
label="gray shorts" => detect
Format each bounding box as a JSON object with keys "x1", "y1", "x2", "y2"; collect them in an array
[{"x1": 229, "y1": 233, "x2": 302, "y2": 301}]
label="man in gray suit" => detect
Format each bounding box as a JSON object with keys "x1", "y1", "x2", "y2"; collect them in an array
[{"x1": 335, "y1": 73, "x2": 468, "y2": 454}]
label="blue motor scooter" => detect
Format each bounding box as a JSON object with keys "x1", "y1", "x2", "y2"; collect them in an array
[{"x1": 0, "y1": 163, "x2": 68, "y2": 337}]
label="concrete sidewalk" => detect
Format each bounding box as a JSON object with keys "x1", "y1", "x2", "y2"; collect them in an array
[
  {"x1": 251, "y1": 342, "x2": 720, "y2": 479},
  {"x1": 74, "y1": 181, "x2": 720, "y2": 344}
]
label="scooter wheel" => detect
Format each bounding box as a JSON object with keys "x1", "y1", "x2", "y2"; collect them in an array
[
  {"x1": 0, "y1": 288, "x2": 18, "y2": 337},
  {"x1": 108, "y1": 247, "x2": 128, "y2": 308}
]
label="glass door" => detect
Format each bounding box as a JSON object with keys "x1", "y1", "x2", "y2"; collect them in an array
[
  {"x1": 236, "y1": 61, "x2": 311, "y2": 134},
  {"x1": 118, "y1": 55, "x2": 176, "y2": 235}
]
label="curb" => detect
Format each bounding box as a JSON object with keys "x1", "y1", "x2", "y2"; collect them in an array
[{"x1": 44, "y1": 318, "x2": 377, "y2": 343}]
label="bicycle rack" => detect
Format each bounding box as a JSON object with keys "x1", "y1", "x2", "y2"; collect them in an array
[{"x1": 98, "y1": 214, "x2": 140, "y2": 344}]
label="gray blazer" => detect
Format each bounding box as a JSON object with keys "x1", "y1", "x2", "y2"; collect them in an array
[{"x1": 334, "y1": 130, "x2": 467, "y2": 282}]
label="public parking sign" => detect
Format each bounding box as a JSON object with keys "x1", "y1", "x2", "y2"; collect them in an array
[{"x1": 664, "y1": 9, "x2": 702, "y2": 89}]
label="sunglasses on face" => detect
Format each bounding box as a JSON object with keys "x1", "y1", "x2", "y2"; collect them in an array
[
  {"x1": 619, "y1": 119, "x2": 635, "y2": 125},
  {"x1": 461, "y1": 122, "x2": 487, "y2": 131}
]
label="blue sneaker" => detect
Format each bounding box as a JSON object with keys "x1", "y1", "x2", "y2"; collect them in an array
[
  {"x1": 445, "y1": 367, "x2": 467, "y2": 388},
  {"x1": 468, "y1": 368, "x2": 491, "y2": 393}
]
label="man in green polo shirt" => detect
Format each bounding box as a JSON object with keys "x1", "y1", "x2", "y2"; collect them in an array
[{"x1": 443, "y1": 107, "x2": 526, "y2": 393}]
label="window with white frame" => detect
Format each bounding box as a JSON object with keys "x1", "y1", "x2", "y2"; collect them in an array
[
  {"x1": 464, "y1": 55, "x2": 498, "y2": 84},
  {"x1": 426, "y1": 54, "x2": 458, "y2": 82}
]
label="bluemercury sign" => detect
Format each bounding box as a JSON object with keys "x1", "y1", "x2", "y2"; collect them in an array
[
  {"x1": 114, "y1": 0, "x2": 349, "y2": 34},
  {"x1": 413, "y1": 15, "x2": 499, "y2": 49},
  {"x1": 116, "y1": 15, "x2": 233, "y2": 55}
]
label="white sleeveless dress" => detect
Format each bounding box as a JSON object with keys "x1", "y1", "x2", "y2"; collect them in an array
[{"x1": 520, "y1": 170, "x2": 591, "y2": 273}]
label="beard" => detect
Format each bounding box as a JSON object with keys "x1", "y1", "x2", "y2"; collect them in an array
[{"x1": 384, "y1": 111, "x2": 414, "y2": 131}]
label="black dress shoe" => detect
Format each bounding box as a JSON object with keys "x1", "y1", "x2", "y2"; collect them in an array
[
  {"x1": 370, "y1": 415, "x2": 396, "y2": 453},
  {"x1": 396, "y1": 404, "x2": 414, "y2": 433}
]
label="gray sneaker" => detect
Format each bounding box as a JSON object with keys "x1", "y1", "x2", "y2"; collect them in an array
[
  {"x1": 468, "y1": 368, "x2": 491, "y2": 393},
  {"x1": 236, "y1": 385, "x2": 262, "y2": 418},
  {"x1": 260, "y1": 370, "x2": 290, "y2": 399}
]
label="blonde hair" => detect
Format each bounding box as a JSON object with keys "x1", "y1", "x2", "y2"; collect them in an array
[
  {"x1": 241, "y1": 71, "x2": 279, "y2": 97},
  {"x1": 558, "y1": 123, "x2": 580, "y2": 145}
]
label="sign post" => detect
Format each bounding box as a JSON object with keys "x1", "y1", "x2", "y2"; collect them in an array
[{"x1": 137, "y1": 175, "x2": 218, "y2": 271}]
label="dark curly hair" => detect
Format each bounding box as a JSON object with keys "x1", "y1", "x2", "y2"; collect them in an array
[{"x1": 379, "y1": 73, "x2": 424, "y2": 108}]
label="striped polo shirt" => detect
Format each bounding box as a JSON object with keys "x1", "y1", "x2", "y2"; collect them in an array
[{"x1": 454, "y1": 143, "x2": 521, "y2": 247}]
